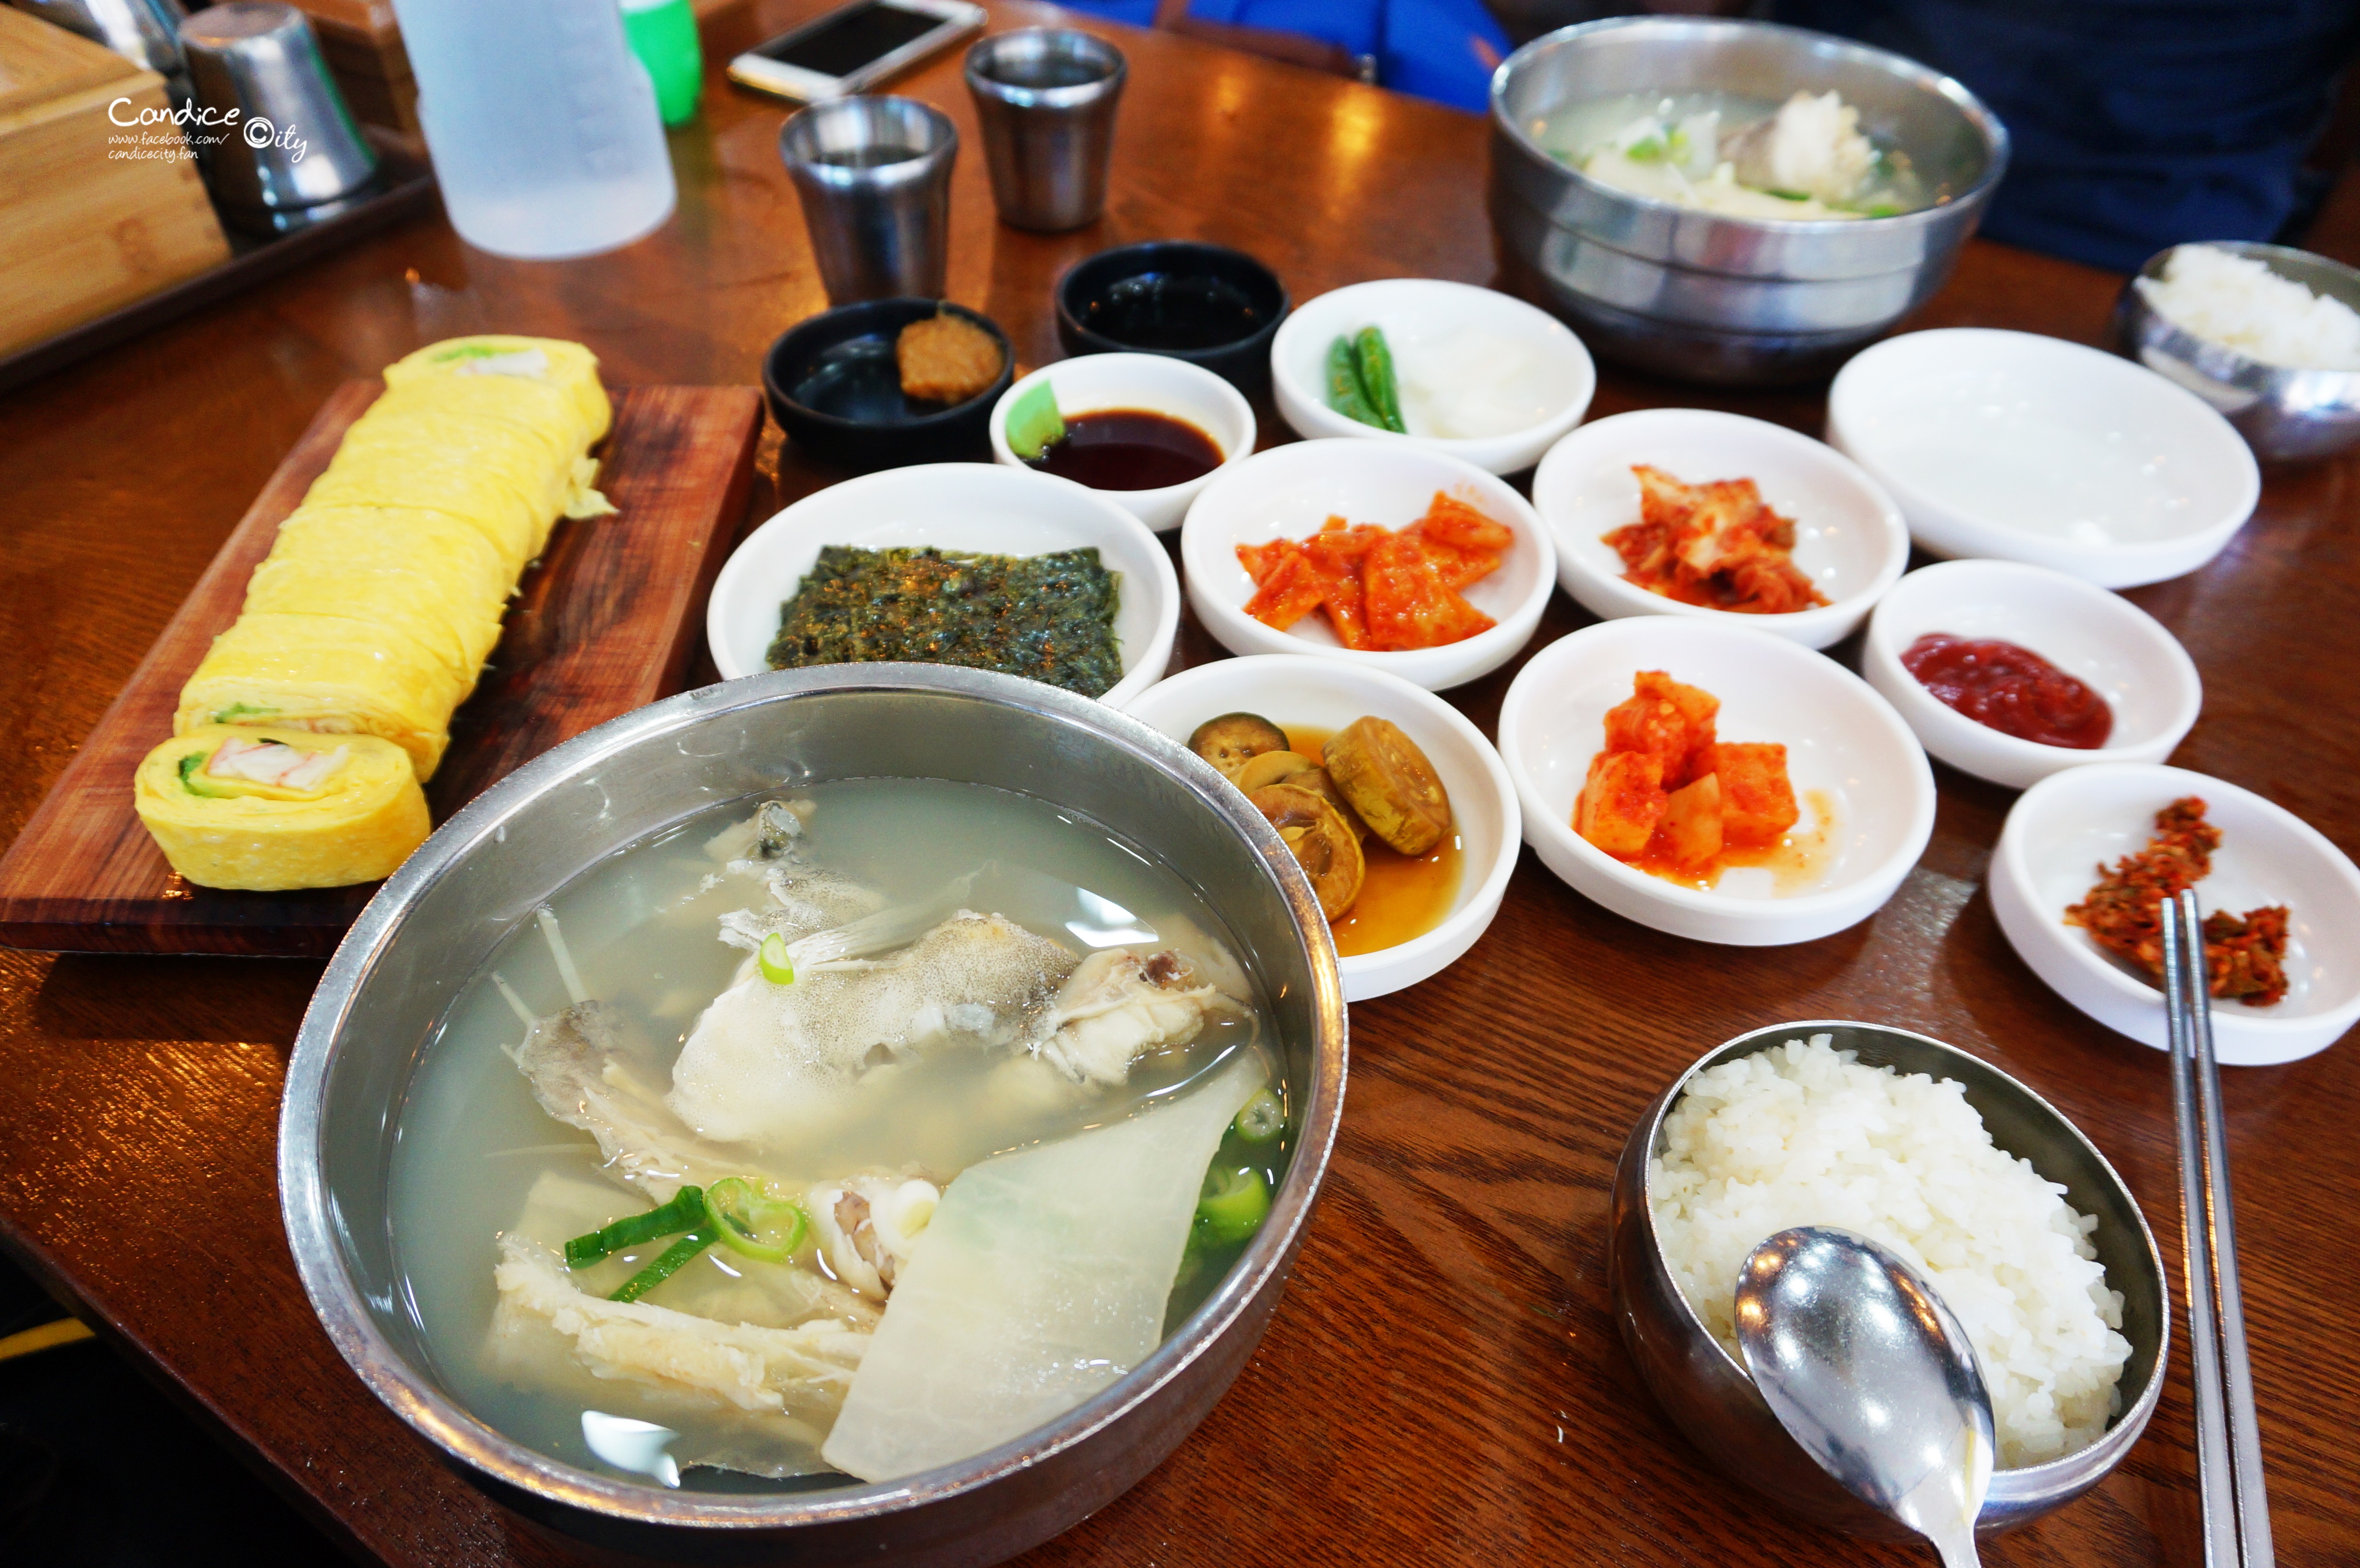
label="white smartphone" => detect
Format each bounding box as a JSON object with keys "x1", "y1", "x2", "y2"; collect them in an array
[{"x1": 727, "y1": 0, "x2": 987, "y2": 103}]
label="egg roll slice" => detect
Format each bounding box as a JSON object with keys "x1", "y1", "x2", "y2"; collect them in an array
[
  {"x1": 351, "y1": 389, "x2": 579, "y2": 475},
  {"x1": 271, "y1": 503, "x2": 517, "y2": 621},
  {"x1": 345, "y1": 398, "x2": 616, "y2": 553},
  {"x1": 241, "y1": 552, "x2": 504, "y2": 686},
  {"x1": 135, "y1": 726, "x2": 430, "y2": 890},
  {"x1": 175, "y1": 611, "x2": 467, "y2": 779},
  {"x1": 300, "y1": 443, "x2": 544, "y2": 578},
  {"x1": 382, "y1": 335, "x2": 612, "y2": 454}
]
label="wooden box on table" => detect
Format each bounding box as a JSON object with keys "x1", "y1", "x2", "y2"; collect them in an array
[{"x1": 0, "y1": 6, "x2": 230, "y2": 357}]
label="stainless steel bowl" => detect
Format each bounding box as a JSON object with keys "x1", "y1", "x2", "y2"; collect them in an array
[
  {"x1": 1489, "y1": 18, "x2": 2008, "y2": 384},
  {"x1": 279, "y1": 664, "x2": 1348, "y2": 1566},
  {"x1": 1609, "y1": 1020, "x2": 2166, "y2": 1538},
  {"x1": 2111, "y1": 242, "x2": 2360, "y2": 463}
]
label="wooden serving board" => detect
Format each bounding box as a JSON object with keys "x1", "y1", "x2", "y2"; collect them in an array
[{"x1": 0, "y1": 381, "x2": 762, "y2": 956}]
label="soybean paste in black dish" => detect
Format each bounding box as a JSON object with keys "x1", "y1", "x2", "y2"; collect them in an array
[
  {"x1": 766, "y1": 545, "x2": 1124, "y2": 698},
  {"x1": 1028, "y1": 409, "x2": 1222, "y2": 490}
]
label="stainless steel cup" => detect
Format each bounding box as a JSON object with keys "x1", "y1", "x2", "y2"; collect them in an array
[
  {"x1": 178, "y1": 1, "x2": 381, "y2": 235},
  {"x1": 965, "y1": 27, "x2": 1124, "y2": 232},
  {"x1": 779, "y1": 96, "x2": 959, "y2": 305}
]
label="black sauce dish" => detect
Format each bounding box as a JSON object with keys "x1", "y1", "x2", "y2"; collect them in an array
[
  {"x1": 762, "y1": 299, "x2": 1015, "y2": 472},
  {"x1": 1055, "y1": 241, "x2": 1288, "y2": 394}
]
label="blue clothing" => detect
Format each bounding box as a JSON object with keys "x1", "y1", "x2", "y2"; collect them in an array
[
  {"x1": 1056, "y1": 0, "x2": 1511, "y2": 112},
  {"x1": 1775, "y1": 0, "x2": 2360, "y2": 271}
]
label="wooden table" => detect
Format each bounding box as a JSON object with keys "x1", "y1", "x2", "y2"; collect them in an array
[{"x1": 2, "y1": 2, "x2": 2355, "y2": 1563}]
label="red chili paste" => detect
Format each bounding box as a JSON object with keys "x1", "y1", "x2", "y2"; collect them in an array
[{"x1": 1900, "y1": 634, "x2": 2113, "y2": 749}]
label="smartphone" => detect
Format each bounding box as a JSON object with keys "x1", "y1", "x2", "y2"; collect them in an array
[{"x1": 727, "y1": 0, "x2": 987, "y2": 103}]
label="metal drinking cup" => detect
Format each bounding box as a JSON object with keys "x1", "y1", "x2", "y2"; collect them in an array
[
  {"x1": 964, "y1": 27, "x2": 1125, "y2": 233},
  {"x1": 178, "y1": 1, "x2": 381, "y2": 234},
  {"x1": 779, "y1": 95, "x2": 959, "y2": 305}
]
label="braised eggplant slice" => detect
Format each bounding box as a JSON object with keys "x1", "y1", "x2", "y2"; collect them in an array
[
  {"x1": 1190, "y1": 713, "x2": 1290, "y2": 778},
  {"x1": 1233, "y1": 750, "x2": 1318, "y2": 791},
  {"x1": 1324, "y1": 716, "x2": 1450, "y2": 856},
  {"x1": 1248, "y1": 783, "x2": 1365, "y2": 918}
]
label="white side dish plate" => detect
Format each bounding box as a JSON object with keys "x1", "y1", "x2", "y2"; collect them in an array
[{"x1": 706, "y1": 463, "x2": 1180, "y2": 708}]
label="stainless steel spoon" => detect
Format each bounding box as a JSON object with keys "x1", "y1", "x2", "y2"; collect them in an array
[{"x1": 1734, "y1": 1226, "x2": 1995, "y2": 1568}]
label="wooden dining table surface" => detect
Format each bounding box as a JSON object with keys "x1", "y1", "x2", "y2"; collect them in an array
[{"x1": 5, "y1": 0, "x2": 2359, "y2": 1562}]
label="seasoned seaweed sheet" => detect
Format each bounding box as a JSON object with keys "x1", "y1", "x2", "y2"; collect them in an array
[{"x1": 766, "y1": 545, "x2": 1124, "y2": 698}]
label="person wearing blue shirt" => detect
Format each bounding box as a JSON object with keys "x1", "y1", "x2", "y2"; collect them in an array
[
  {"x1": 1771, "y1": 0, "x2": 2360, "y2": 271},
  {"x1": 1057, "y1": 0, "x2": 1513, "y2": 113}
]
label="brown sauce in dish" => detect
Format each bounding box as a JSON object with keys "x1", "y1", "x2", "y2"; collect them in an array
[
  {"x1": 1286, "y1": 725, "x2": 1463, "y2": 956},
  {"x1": 1029, "y1": 408, "x2": 1222, "y2": 491}
]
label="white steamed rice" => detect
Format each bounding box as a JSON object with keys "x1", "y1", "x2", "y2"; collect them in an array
[
  {"x1": 2136, "y1": 244, "x2": 2360, "y2": 371},
  {"x1": 1649, "y1": 1034, "x2": 2131, "y2": 1468}
]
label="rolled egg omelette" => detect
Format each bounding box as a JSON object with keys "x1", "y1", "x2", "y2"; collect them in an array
[
  {"x1": 146, "y1": 335, "x2": 614, "y2": 889},
  {"x1": 135, "y1": 727, "x2": 431, "y2": 891}
]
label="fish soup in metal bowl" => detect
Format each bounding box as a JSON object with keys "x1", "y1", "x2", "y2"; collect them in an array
[
  {"x1": 1489, "y1": 17, "x2": 2008, "y2": 384},
  {"x1": 280, "y1": 664, "x2": 1346, "y2": 1566}
]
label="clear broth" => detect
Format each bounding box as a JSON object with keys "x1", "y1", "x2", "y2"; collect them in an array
[{"x1": 386, "y1": 778, "x2": 1287, "y2": 1492}]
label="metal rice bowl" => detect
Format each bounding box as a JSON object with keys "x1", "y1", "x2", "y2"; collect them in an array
[
  {"x1": 277, "y1": 664, "x2": 1349, "y2": 1566},
  {"x1": 1608, "y1": 1020, "x2": 2166, "y2": 1538}
]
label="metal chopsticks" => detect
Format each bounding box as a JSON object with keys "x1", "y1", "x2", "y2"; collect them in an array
[{"x1": 2161, "y1": 888, "x2": 2274, "y2": 1568}]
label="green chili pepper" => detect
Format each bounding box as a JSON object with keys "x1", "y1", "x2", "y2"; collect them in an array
[
  {"x1": 564, "y1": 1184, "x2": 706, "y2": 1268},
  {"x1": 1324, "y1": 335, "x2": 1384, "y2": 429},
  {"x1": 1354, "y1": 327, "x2": 1406, "y2": 434},
  {"x1": 1006, "y1": 380, "x2": 1065, "y2": 459},
  {"x1": 608, "y1": 1225, "x2": 715, "y2": 1303},
  {"x1": 703, "y1": 1177, "x2": 808, "y2": 1264},
  {"x1": 1232, "y1": 1088, "x2": 1285, "y2": 1145},
  {"x1": 1194, "y1": 1164, "x2": 1271, "y2": 1247},
  {"x1": 760, "y1": 931, "x2": 795, "y2": 985}
]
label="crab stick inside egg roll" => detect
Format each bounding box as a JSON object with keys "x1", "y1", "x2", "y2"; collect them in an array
[
  {"x1": 135, "y1": 726, "x2": 429, "y2": 890},
  {"x1": 175, "y1": 611, "x2": 468, "y2": 780}
]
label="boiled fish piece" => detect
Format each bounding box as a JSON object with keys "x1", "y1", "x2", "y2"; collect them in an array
[
  {"x1": 666, "y1": 911, "x2": 1078, "y2": 1147},
  {"x1": 1036, "y1": 948, "x2": 1239, "y2": 1088}
]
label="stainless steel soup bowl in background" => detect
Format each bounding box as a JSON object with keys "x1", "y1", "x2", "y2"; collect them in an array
[
  {"x1": 1608, "y1": 1020, "x2": 2166, "y2": 1538},
  {"x1": 279, "y1": 663, "x2": 1349, "y2": 1567},
  {"x1": 1489, "y1": 18, "x2": 2008, "y2": 385}
]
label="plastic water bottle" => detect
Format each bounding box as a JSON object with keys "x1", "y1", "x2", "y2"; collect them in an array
[{"x1": 390, "y1": 0, "x2": 676, "y2": 260}]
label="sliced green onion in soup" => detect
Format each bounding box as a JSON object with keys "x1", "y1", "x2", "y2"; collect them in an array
[
  {"x1": 703, "y1": 1177, "x2": 809, "y2": 1263},
  {"x1": 608, "y1": 1225, "x2": 714, "y2": 1302},
  {"x1": 1195, "y1": 1164, "x2": 1270, "y2": 1247},
  {"x1": 564, "y1": 1183, "x2": 705, "y2": 1267},
  {"x1": 1231, "y1": 1088, "x2": 1284, "y2": 1144},
  {"x1": 759, "y1": 931, "x2": 795, "y2": 985}
]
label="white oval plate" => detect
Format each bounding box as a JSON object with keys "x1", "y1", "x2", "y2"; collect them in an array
[
  {"x1": 987, "y1": 352, "x2": 1256, "y2": 533},
  {"x1": 1498, "y1": 618, "x2": 1934, "y2": 945},
  {"x1": 1270, "y1": 278, "x2": 1596, "y2": 475},
  {"x1": 1179, "y1": 439, "x2": 1554, "y2": 692},
  {"x1": 1123, "y1": 654, "x2": 1520, "y2": 1003},
  {"x1": 1533, "y1": 407, "x2": 1908, "y2": 650},
  {"x1": 1827, "y1": 328, "x2": 2260, "y2": 588},
  {"x1": 1863, "y1": 560, "x2": 2202, "y2": 790},
  {"x1": 706, "y1": 463, "x2": 1180, "y2": 708},
  {"x1": 1991, "y1": 762, "x2": 2360, "y2": 1064}
]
